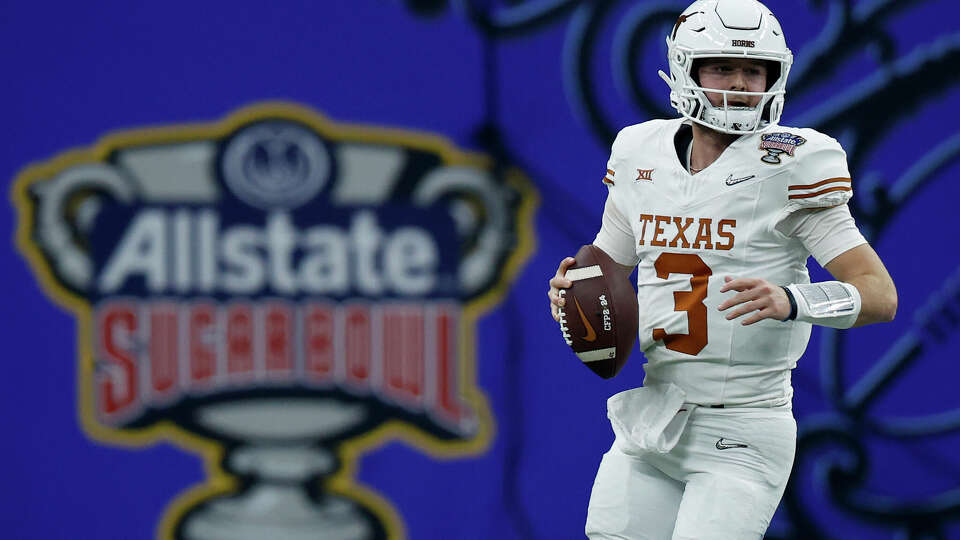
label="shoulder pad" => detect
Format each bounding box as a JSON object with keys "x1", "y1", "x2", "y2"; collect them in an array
[
  {"x1": 779, "y1": 128, "x2": 852, "y2": 211},
  {"x1": 603, "y1": 121, "x2": 663, "y2": 187}
]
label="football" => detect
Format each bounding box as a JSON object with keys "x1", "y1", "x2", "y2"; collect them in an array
[{"x1": 558, "y1": 244, "x2": 639, "y2": 379}]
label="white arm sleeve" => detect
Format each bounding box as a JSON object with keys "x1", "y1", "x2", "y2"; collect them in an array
[
  {"x1": 775, "y1": 203, "x2": 867, "y2": 266},
  {"x1": 593, "y1": 194, "x2": 640, "y2": 267}
]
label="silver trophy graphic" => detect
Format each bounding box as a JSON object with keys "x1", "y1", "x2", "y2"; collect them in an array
[{"x1": 180, "y1": 398, "x2": 374, "y2": 540}]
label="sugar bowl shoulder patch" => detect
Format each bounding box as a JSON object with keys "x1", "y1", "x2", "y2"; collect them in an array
[{"x1": 759, "y1": 132, "x2": 807, "y2": 164}]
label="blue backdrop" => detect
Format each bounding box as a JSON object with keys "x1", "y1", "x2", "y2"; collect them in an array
[{"x1": 3, "y1": 1, "x2": 959, "y2": 539}]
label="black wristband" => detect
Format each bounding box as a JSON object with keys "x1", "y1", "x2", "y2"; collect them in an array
[{"x1": 781, "y1": 286, "x2": 798, "y2": 321}]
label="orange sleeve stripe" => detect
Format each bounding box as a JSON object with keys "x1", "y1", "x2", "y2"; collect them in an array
[
  {"x1": 788, "y1": 186, "x2": 851, "y2": 199},
  {"x1": 607, "y1": 169, "x2": 616, "y2": 176},
  {"x1": 602, "y1": 176, "x2": 615, "y2": 185},
  {"x1": 788, "y1": 177, "x2": 851, "y2": 190}
]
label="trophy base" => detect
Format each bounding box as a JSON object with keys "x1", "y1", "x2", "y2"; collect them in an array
[{"x1": 182, "y1": 486, "x2": 372, "y2": 540}]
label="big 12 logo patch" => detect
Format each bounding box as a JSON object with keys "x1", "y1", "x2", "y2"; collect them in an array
[{"x1": 12, "y1": 102, "x2": 537, "y2": 539}]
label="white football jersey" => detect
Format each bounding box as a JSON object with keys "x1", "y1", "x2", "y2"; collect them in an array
[{"x1": 594, "y1": 118, "x2": 859, "y2": 407}]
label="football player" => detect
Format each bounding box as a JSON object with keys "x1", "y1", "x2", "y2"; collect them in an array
[{"x1": 547, "y1": 0, "x2": 897, "y2": 538}]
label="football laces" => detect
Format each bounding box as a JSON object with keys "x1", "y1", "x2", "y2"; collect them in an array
[{"x1": 558, "y1": 289, "x2": 572, "y2": 345}]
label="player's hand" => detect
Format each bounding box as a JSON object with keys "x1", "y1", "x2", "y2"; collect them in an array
[
  {"x1": 548, "y1": 257, "x2": 576, "y2": 322},
  {"x1": 717, "y1": 276, "x2": 791, "y2": 325}
]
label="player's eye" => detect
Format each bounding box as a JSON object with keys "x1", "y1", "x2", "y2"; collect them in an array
[{"x1": 704, "y1": 65, "x2": 731, "y2": 75}]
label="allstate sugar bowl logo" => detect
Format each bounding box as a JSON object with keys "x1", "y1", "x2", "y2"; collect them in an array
[{"x1": 12, "y1": 102, "x2": 537, "y2": 540}]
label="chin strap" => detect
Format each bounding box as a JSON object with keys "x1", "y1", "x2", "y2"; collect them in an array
[{"x1": 783, "y1": 281, "x2": 861, "y2": 329}]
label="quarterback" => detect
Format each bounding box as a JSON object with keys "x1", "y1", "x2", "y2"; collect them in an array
[{"x1": 547, "y1": 0, "x2": 897, "y2": 538}]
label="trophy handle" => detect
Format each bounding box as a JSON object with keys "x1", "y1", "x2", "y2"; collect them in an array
[
  {"x1": 31, "y1": 164, "x2": 136, "y2": 290},
  {"x1": 412, "y1": 166, "x2": 511, "y2": 296}
]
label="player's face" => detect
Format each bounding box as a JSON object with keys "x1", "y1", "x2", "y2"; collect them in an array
[{"x1": 697, "y1": 58, "x2": 768, "y2": 109}]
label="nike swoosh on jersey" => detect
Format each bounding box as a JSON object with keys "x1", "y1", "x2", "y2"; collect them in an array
[
  {"x1": 715, "y1": 438, "x2": 749, "y2": 450},
  {"x1": 725, "y1": 174, "x2": 756, "y2": 186},
  {"x1": 574, "y1": 297, "x2": 597, "y2": 342}
]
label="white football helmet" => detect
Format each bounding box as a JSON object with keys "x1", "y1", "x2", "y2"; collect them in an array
[{"x1": 657, "y1": 0, "x2": 793, "y2": 134}]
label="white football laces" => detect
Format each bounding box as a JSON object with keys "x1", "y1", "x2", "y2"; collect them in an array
[{"x1": 558, "y1": 289, "x2": 573, "y2": 346}]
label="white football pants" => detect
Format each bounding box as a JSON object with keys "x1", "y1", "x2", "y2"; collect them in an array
[{"x1": 585, "y1": 406, "x2": 796, "y2": 540}]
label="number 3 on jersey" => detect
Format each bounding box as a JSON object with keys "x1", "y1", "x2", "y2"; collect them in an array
[{"x1": 652, "y1": 253, "x2": 712, "y2": 356}]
